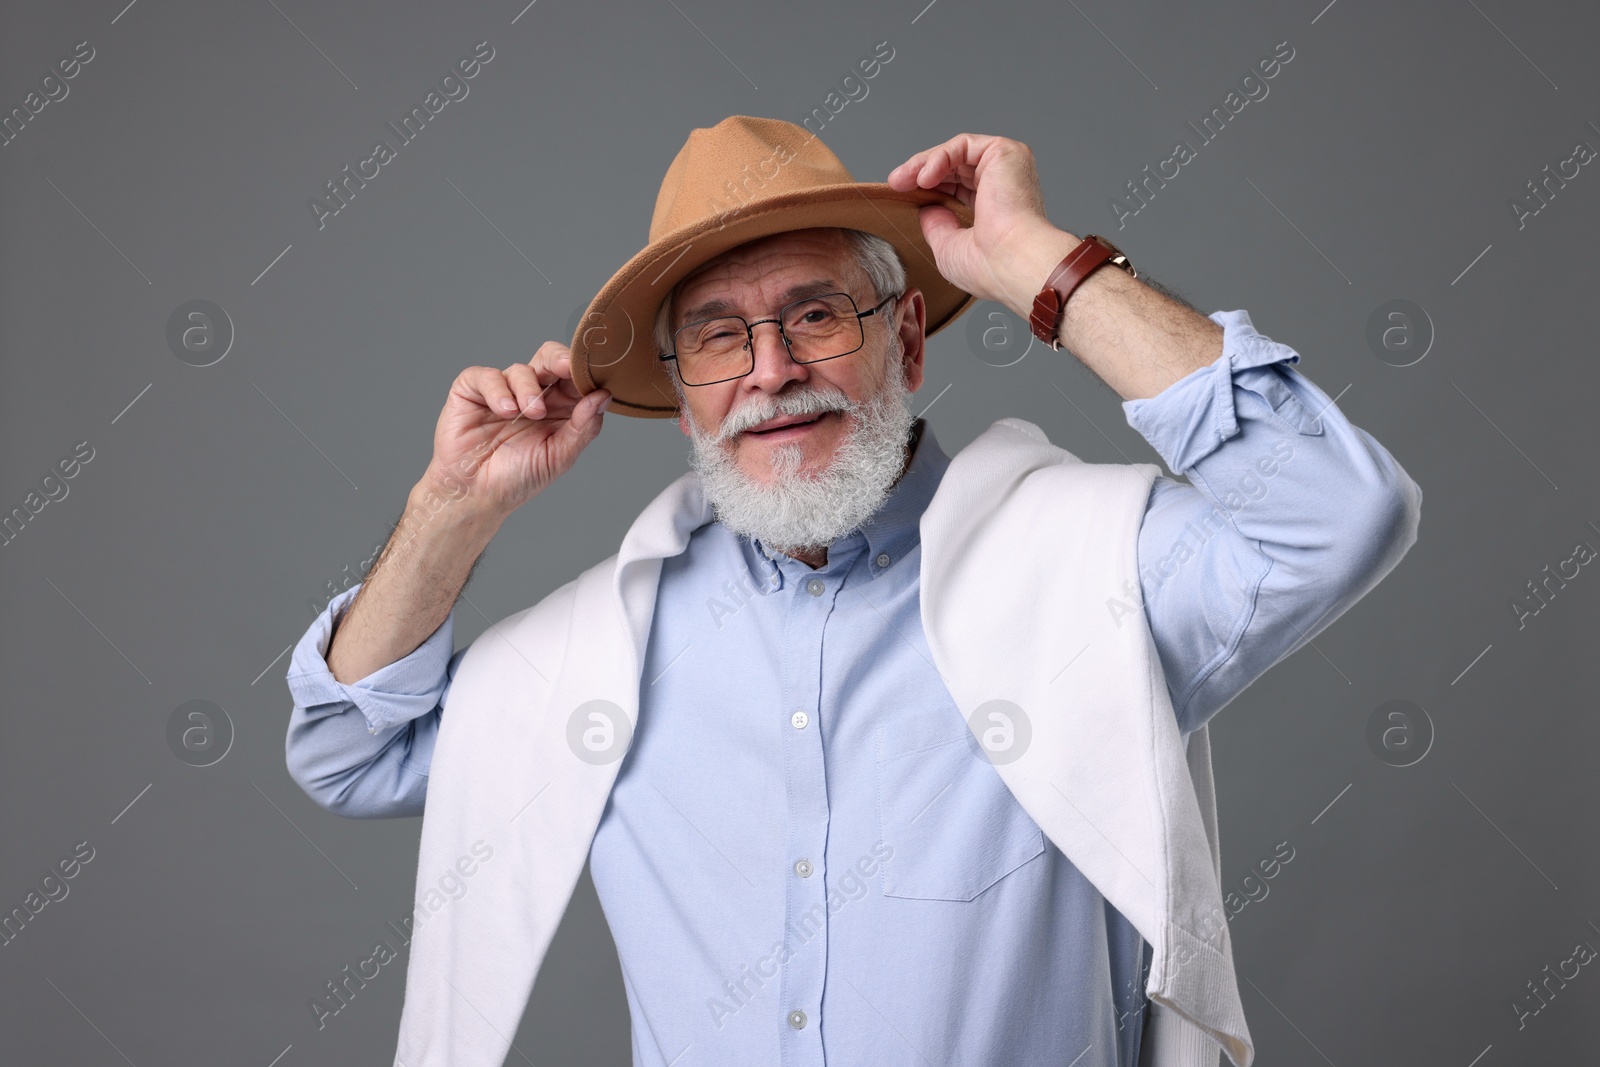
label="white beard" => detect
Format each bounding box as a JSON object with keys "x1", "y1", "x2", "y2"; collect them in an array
[{"x1": 682, "y1": 360, "x2": 917, "y2": 557}]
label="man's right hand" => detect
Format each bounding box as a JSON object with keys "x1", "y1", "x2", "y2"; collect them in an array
[
  {"x1": 323, "y1": 342, "x2": 611, "y2": 686},
  {"x1": 419, "y1": 341, "x2": 613, "y2": 521}
]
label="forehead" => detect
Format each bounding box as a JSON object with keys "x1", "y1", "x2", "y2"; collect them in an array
[{"x1": 672, "y1": 228, "x2": 868, "y2": 323}]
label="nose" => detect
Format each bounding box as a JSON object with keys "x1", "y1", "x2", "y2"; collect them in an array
[{"x1": 743, "y1": 319, "x2": 809, "y2": 394}]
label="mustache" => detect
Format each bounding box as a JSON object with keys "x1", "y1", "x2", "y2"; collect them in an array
[{"x1": 711, "y1": 386, "x2": 854, "y2": 444}]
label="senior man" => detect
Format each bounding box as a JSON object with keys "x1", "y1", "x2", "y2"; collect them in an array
[{"x1": 285, "y1": 116, "x2": 1420, "y2": 1067}]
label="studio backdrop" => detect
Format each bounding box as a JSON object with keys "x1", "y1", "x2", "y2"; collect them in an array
[{"x1": 1, "y1": 0, "x2": 1596, "y2": 1064}]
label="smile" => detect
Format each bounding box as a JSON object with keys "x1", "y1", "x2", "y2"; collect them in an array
[{"x1": 744, "y1": 411, "x2": 834, "y2": 440}]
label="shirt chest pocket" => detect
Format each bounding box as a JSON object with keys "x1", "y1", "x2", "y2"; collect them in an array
[{"x1": 875, "y1": 719, "x2": 1046, "y2": 902}]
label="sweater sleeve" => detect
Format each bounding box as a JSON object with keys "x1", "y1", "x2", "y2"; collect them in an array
[
  {"x1": 1121, "y1": 309, "x2": 1423, "y2": 734},
  {"x1": 283, "y1": 583, "x2": 461, "y2": 818}
]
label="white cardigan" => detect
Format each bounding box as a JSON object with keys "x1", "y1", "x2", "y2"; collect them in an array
[{"x1": 392, "y1": 417, "x2": 1253, "y2": 1067}]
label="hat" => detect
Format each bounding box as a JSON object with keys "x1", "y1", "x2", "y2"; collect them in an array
[{"x1": 568, "y1": 115, "x2": 977, "y2": 419}]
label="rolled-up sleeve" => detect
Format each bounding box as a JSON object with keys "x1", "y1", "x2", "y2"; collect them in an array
[
  {"x1": 1123, "y1": 309, "x2": 1423, "y2": 734},
  {"x1": 284, "y1": 583, "x2": 460, "y2": 818}
]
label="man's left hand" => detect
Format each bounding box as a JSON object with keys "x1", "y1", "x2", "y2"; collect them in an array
[{"x1": 887, "y1": 133, "x2": 1081, "y2": 319}]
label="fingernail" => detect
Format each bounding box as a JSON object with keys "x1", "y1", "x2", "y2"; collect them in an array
[
  {"x1": 599, "y1": 393, "x2": 613, "y2": 412},
  {"x1": 497, "y1": 398, "x2": 517, "y2": 412}
]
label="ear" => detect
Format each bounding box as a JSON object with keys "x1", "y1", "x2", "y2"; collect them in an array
[{"x1": 896, "y1": 288, "x2": 928, "y2": 394}]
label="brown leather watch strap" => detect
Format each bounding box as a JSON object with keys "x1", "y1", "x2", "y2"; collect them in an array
[{"x1": 1028, "y1": 235, "x2": 1136, "y2": 350}]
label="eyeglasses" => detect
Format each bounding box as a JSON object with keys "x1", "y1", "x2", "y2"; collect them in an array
[{"x1": 658, "y1": 290, "x2": 900, "y2": 387}]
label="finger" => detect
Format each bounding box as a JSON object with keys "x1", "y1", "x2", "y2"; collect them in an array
[
  {"x1": 528, "y1": 341, "x2": 575, "y2": 388},
  {"x1": 919, "y1": 143, "x2": 985, "y2": 190},
  {"x1": 495, "y1": 343, "x2": 578, "y2": 419},
  {"x1": 890, "y1": 147, "x2": 949, "y2": 190},
  {"x1": 927, "y1": 180, "x2": 969, "y2": 202},
  {"x1": 913, "y1": 134, "x2": 1011, "y2": 192},
  {"x1": 920, "y1": 145, "x2": 956, "y2": 189},
  {"x1": 889, "y1": 137, "x2": 974, "y2": 186},
  {"x1": 540, "y1": 344, "x2": 591, "y2": 408},
  {"x1": 503, "y1": 363, "x2": 567, "y2": 420},
  {"x1": 533, "y1": 351, "x2": 585, "y2": 409},
  {"x1": 896, "y1": 136, "x2": 966, "y2": 188},
  {"x1": 888, "y1": 150, "x2": 932, "y2": 190},
  {"x1": 456, "y1": 366, "x2": 522, "y2": 416}
]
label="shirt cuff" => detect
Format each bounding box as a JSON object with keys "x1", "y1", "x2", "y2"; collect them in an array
[
  {"x1": 1121, "y1": 309, "x2": 1307, "y2": 474},
  {"x1": 284, "y1": 583, "x2": 456, "y2": 734}
]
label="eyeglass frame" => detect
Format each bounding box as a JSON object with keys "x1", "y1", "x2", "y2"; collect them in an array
[{"x1": 657, "y1": 289, "x2": 902, "y2": 387}]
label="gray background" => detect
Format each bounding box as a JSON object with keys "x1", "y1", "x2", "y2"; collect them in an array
[{"x1": 2, "y1": 0, "x2": 1596, "y2": 1063}]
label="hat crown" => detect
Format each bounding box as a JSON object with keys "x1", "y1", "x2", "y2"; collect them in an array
[{"x1": 650, "y1": 116, "x2": 854, "y2": 241}]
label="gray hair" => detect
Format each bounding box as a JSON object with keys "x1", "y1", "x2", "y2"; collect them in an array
[{"x1": 653, "y1": 228, "x2": 907, "y2": 371}]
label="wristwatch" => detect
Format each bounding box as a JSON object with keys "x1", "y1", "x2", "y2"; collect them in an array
[{"x1": 1027, "y1": 234, "x2": 1137, "y2": 350}]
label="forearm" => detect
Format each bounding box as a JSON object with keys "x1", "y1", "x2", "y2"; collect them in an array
[
  {"x1": 993, "y1": 226, "x2": 1222, "y2": 401},
  {"x1": 326, "y1": 481, "x2": 503, "y2": 684}
]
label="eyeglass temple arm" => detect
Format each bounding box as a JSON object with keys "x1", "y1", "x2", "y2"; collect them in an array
[{"x1": 858, "y1": 291, "x2": 900, "y2": 321}]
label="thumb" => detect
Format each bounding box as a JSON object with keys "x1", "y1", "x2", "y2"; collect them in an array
[
  {"x1": 917, "y1": 203, "x2": 967, "y2": 262},
  {"x1": 551, "y1": 388, "x2": 611, "y2": 459}
]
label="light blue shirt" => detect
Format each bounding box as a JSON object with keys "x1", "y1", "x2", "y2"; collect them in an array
[{"x1": 285, "y1": 309, "x2": 1421, "y2": 1066}]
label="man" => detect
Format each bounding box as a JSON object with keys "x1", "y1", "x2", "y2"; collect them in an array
[{"x1": 285, "y1": 116, "x2": 1420, "y2": 1067}]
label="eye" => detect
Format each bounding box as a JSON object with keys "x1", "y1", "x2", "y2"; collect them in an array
[
  {"x1": 690, "y1": 324, "x2": 743, "y2": 346},
  {"x1": 788, "y1": 302, "x2": 841, "y2": 327}
]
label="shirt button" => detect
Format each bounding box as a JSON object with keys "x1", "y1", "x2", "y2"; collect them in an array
[
  {"x1": 875, "y1": 552, "x2": 890, "y2": 568},
  {"x1": 788, "y1": 1009, "x2": 807, "y2": 1030},
  {"x1": 791, "y1": 710, "x2": 809, "y2": 730},
  {"x1": 806, "y1": 577, "x2": 825, "y2": 596},
  {"x1": 794, "y1": 859, "x2": 813, "y2": 878}
]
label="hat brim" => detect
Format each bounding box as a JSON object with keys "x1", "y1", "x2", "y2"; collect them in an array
[{"x1": 569, "y1": 183, "x2": 976, "y2": 419}]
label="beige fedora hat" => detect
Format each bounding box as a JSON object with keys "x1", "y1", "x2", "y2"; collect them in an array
[{"x1": 568, "y1": 115, "x2": 977, "y2": 419}]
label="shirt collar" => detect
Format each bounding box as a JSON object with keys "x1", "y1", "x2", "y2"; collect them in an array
[{"x1": 735, "y1": 417, "x2": 951, "y2": 587}]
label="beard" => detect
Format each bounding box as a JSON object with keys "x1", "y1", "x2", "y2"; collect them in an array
[{"x1": 680, "y1": 356, "x2": 917, "y2": 557}]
